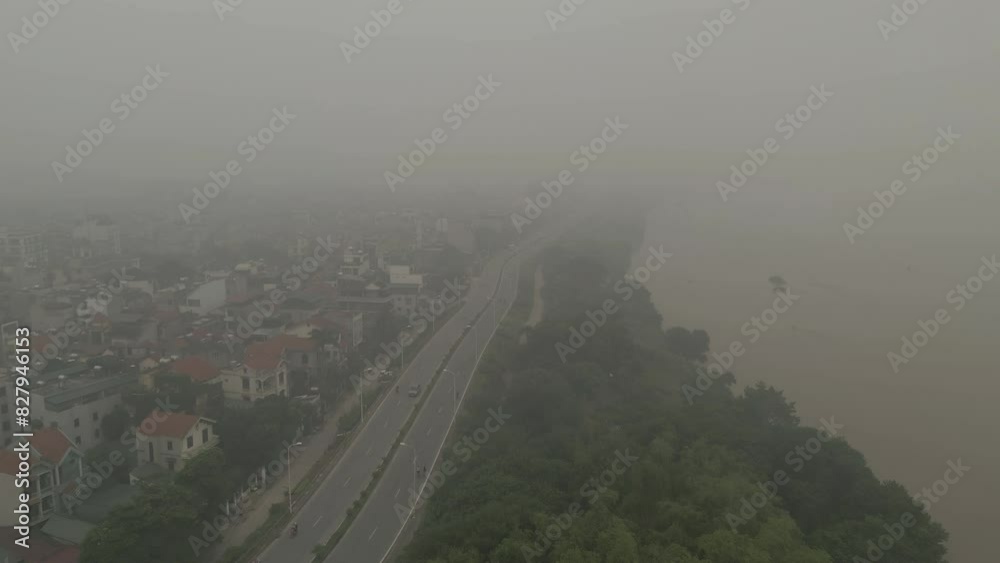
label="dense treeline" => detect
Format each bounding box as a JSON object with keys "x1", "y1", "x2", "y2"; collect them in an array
[{"x1": 400, "y1": 213, "x2": 947, "y2": 563}]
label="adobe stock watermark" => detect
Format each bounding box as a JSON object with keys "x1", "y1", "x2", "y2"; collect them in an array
[
  {"x1": 179, "y1": 107, "x2": 296, "y2": 222},
  {"x1": 887, "y1": 255, "x2": 997, "y2": 373},
  {"x1": 673, "y1": 0, "x2": 752, "y2": 73},
  {"x1": 521, "y1": 450, "x2": 639, "y2": 562},
  {"x1": 877, "y1": 0, "x2": 933, "y2": 41},
  {"x1": 351, "y1": 279, "x2": 467, "y2": 390},
  {"x1": 726, "y1": 417, "x2": 844, "y2": 530},
  {"x1": 213, "y1": 0, "x2": 248, "y2": 22},
  {"x1": 392, "y1": 407, "x2": 512, "y2": 523},
  {"x1": 555, "y1": 244, "x2": 670, "y2": 363},
  {"x1": 853, "y1": 459, "x2": 969, "y2": 563},
  {"x1": 511, "y1": 116, "x2": 628, "y2": 233},
  {"x1": 384, "y1": 75, "x2": 501, "y2": 192},
  {"x1": 717, "y1": 84, "x2": 833, "y2": 202},
  {"x1": 543, "y1": 0, "x2": 592, "y2": 31},
  {"x1": 340, "y1": 0, "x2": 415, "y2": 63},
  {"x1": 223, "y1": 237, "x2": 337, "y2": 351},
  {"x1": 61, "y1": 398, "x2": 178, "y2": 513},
  {"x1": 683, "y1": 287, "x2": 800, "y2": 403},
  {"x1": 7, "y1": 0, "x2": 73, "y2": 55},
  {"x1": 34, "y1": 267, "x2": 134, "y2": 370},
  {"x1": 842, "y1": 126, "x2": 959, "y2": 244},
  {"x1": 188, "y1": 440, "x2": 305, "y2": 555},
  {"x1": 51, "y1": 65, "x2": 169, "y2": 183}
]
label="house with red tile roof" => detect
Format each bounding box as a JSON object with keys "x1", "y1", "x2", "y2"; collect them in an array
[
  {"x1": 220, "y1": 337, "x2": 294, "y2": 407},
  {"x1": 131, "y1": 410, "x2": 217, "y2": 479},
  {"x1": 167, "y1": 356, "x2": 222, "y2": 384},
  {"x1": 0, "y1": 428, "x2": 83, "y2": 527}
]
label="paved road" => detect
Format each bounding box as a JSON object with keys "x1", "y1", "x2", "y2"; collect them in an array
[
  {"x1": 324, "y1": 253, "x2": 520, "y2": 562},
  {"x1": 256, "y1": 246, "x2": 520, "y2": 563}
]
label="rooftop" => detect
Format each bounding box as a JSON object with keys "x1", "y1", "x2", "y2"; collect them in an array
[
  {"x1": 168, "y1": 356, "x2": 221, "y2": 383},
  {"x1": 137, "y1": 411, "x2": 210, "y2": 439},
  {"x1": 36, "y1": 373, "x2": 135, "y2": 411}
]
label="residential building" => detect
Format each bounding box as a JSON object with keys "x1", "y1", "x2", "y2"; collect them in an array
[
  {"x1": 179, "y1": 278, "x2": 227, "y2": 317},
  {"x1": 0, "y1": 228, "x2": 48, "y2": 270},
  {"x1": 32, "y1": 372, "x2": 133, "y2": 451},
  {"x1": 132, "y1": 411, "x2": 217, "y2": 477},
  {"x1": 388, "y1": 265, "x2": 423, "y2": 318},
  {"x1": 108, "y1": 313, "x2": 159, "y2": 359},
  {"x1": 0, "y1": 428, "x2": 83, "y2": 527},
  {"x1": 340, "y1": 247, "x2": 370, "y2": 277},
  {"x1": 220, "y1": 341, "x2": 288, "y2": 406},
  {"x1": 72, "y1": 215, "x2": 121, "y2": 257}
]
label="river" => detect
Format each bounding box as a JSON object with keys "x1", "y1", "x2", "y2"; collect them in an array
[{"x1": 637, "y1": 189, "x2": 996, "y2": 563}]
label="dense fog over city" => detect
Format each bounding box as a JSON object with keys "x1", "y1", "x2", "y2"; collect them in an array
[{"x1": 0, "y1": 0, "x2": 995, "y2": 562}]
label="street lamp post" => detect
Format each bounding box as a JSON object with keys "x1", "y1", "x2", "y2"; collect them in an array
[
  {"x1": 286, "y1": 441, "x2": 303, "y2": 513},
  {"x1": 401, "y1": 324, "x2": 412, "y2": 371},
  {"x1": 443, "y1": 369, "x2": 459, "y2": 413},
  {"x1": 359, "y1": 378, "x2": 365, "y2": 425},
  {"x1": 400, "y1": 442, "x2": 417, "y2": 497}
]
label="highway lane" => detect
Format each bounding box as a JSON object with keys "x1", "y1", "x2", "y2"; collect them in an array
[
  {"x1": 324, "y1": 254, "x2": 520, "y2": 563},
  {"x1": 321, "y1": 210, "x2": 595, "y2": 563},
  {"x1": 255, "y1": 248, "x2": 517, "y2": 563}
]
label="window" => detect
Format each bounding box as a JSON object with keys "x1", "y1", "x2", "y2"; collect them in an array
[
  {"x1": 75, "y1": 436, "x2": 81, "y2": 446},
  {"x1": 202, "y1": 428, "x2": 209, "y2": 443},
  {"x1": 167, "y1": 459, "x2": 176, "y2": 471},
  {"x1": 186, "y1": 436, "x2": 193, "y2": 448},
  {"x1": 74, "y1": 418, "x2": 80, "y2": 428},
  {"x1": 242, "y1": 377, "x2": 250, "y2": 390},
  {"x1": 167, "y1": 440, "x2": 173, "y2": 451},
  {"x1": 92, "y1": 412, "x2": 99, "y2": 421}
]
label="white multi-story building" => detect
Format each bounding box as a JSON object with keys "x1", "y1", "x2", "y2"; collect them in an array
[
  {"x1": 180, "y1": 278, "x2": 227, "y2": 317},
  {"x1": 0, "y1": 228, "x2": 48, "y2": 270},
  {"x1": 341, "y1": 247, "x2": 370, "y2": 277},
  {"x1": 33, "y1": 371, "x2": 133, "y2": 452},
  {"x1": 388, "y1": 265, "x2": 423, "y2": 318},
  {"x1": 72, "y1": 216, "x2": 121, "y2": 257}
]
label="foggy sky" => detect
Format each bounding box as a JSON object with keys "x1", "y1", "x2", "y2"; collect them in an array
[{"x1": 1, "y1": 0, "x2": 996, "y2": 209}]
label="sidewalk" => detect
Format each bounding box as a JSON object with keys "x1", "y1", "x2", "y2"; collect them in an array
[
  {"x1": 210, "y1": 388, "x2": 359, "y2": 557},
  {"x1": 208, "y1": 299, "x2": 468, "y2": 560}
]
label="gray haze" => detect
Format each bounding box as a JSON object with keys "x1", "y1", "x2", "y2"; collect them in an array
[{"x1": 3, "y1": 0, "x2": 998, "y2": 561}]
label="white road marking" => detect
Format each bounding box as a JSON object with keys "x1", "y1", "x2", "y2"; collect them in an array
[
  {"x1": 383, "y1": 419, "x2": 389, "y2": 428},
  {"x1": 313, "y1": 515, "x2": 323, "y2": 527},
  {"x1": 394, "y1": 488, "x2": 400, "y2": 499},
  {"x1": 344, "y1": 476, "x2": 352, "y2": 487},
  {"x1": 368, "y1": 527, "x2": 378, "y2": 541},
  {"x1": 425, "y1": 427, "x2": 432, "y2": 436},
  {"x1": 365, "y1": 446, "x2": 373, "y2": 456}
]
